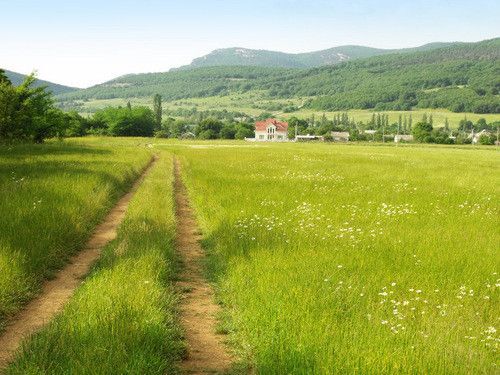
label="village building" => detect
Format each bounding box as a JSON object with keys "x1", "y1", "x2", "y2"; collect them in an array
[
  {"x1": 255, "y1": 118, "x2": 288, "y2": 141},
  {"x1": 180, "y1": 131, "x2": 196, "y2": 139},
  {"x1": 394, "y1": 134, "x2": 414, "y2": 143},
  {"x1": 295, "y1": 134, "x2": 324, "y2": 142},
  {"x1": 469, "y1": 129, "x2": 491, "y2": 144},
  {"x1": 331, "y1": 131, "x2": 350, "y2": 142}
]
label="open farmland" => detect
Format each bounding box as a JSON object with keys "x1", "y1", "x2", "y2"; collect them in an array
[{"x1": 173, "y1": 141, "x2": 499, "y2": 373}]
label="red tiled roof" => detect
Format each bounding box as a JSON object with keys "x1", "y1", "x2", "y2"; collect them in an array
[{"x1": 255, "y1": 118, "x2": 288, "y2": 131}]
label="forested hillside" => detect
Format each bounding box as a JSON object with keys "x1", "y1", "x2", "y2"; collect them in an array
[
  {"x1": 58, "y1": 66, "x2": 294, "y2": 100},
  {"x1": 275, "y1": 38, "x2": 500, "y2": 113},
  {"x1": 4, "y1": 70, "x2": 77, "y2": 95},
  {"x1": 57, "y1": 38, "x2": 500, "y2": 113},
  {"x1": 176, "y1": 43, "x2": 458, "y2": 69}
]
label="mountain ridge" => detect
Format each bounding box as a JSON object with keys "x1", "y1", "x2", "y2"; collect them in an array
[
  {"x1": 175, "y1": 42, "x2": 460, "y2": 70},
  {"x1": 2, "y1": 69, "x2": 78, "y2": 95},
  {"x1": 57, "y1": 37, "x2": 500, "y2": 113}
]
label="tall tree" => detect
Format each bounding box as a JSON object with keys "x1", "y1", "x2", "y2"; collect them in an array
[
  {"x1": 422, "y1": 113, "x2": 428, "y2": 124},
  {"x1": 320, "y1": 113, "x2": 327, "y2": 126},
  {"x1": 0, "y1": 69, "x2": 11, "y2": 85},
  {"x1": 153, "y1": 94, "x2": 162, "y2": 131}
]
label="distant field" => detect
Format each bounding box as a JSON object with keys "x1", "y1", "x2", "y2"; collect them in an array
[
  {"x1": 70, "y1": 93, "x2": 500, "y2": 128},
  {"x1": 174, "y1": 141, "x2": 499, "y2": 373}
]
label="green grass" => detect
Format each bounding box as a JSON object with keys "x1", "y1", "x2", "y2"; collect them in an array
[
  {"x1": 175, "y1": 142, "x2": 499, "y2": 374},
  {"x1": 2, "y1": 138, "x2": 498, "y2": 373},
  {"x1": 0, "y1": 139, "x2": 151, "y2": 330},
  {"x1": 7, "y1": 151, "x2": 184, "y2": 374}
]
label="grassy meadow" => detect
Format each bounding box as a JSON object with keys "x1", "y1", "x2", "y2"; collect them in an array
[
  {"x1": 0, "y1": 139, "x2": 152, "y2": 330},
  {"x1": 7, "y1": 151, "x2": 184, "y2": 374},
  {"x1": 174, "y1": 142, "x2": 499, "y2": 373},
  {"x1": 0, "y1": 137, "x2": 498, "y2": 373}
]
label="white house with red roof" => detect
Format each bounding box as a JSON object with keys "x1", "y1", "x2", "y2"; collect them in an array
[{"x1": 255, "y1": 118, "x2": 288, "y2": 141}]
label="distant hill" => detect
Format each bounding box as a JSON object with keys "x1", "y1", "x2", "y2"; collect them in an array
[
  {"x1": 3, "y1": 70, "x2": 77, "y2": 95},
  {"x1": 176, "y1": 42, "x2": 459, "y2": 70},
  {"x1": 57, "y1": 38, "x2": 500, "y2": 113}
]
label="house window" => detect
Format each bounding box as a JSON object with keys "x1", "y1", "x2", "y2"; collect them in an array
[
  {"x1": 278, "y1": 135, "x2": 283, "y2": 140},
  {"x1": 259, "y1": 134, "x2": 264, "y2": 139}
]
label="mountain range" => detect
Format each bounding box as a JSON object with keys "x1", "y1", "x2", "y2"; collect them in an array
[
  {"x1": 55, "y1": 38, "x2": 500, "y2": 114},
  {"x1": 3, "y1": 38, "x2": 499, "y2": 114},
  {"x1": 176, "y1": 42, "x2": 458, "y2": 70}
]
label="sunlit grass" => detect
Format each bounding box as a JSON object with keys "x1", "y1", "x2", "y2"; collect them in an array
[
  {"x1": 177, "y1": 142, "x2": 499, "y2": 373},
  {"x1": 7, "y1": 152, "x2": 184, "y2": 374},
  {"x1": 0, "y1": 140, "x2": 151, "y2": 330}
]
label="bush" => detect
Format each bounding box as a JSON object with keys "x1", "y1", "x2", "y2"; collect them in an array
[{"x1": 479, "y1": 134, "x2": 495, "y2": 145}]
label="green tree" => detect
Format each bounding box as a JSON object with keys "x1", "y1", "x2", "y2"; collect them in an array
[
  {"x1": 320, "y1": 113, "x2": 327, "y2": 126},
  {"x1": 153, "y1": 94, "x2": 162, "y2": 131},
  {"x1": 412, "y1": 122, "x2": 434, "y2": 143},
  {"x1": 287, "y1": 116, "x2": 308, "y2": 138},
  {"x1": 0, "y1": 72, "x2": 57, "y2": 142},
  {"x1": 0, "y1": 69, "x2": 11, "y2": 85},
  {"x1": 196, "y1": 118, "x2": 223, "y2": 139},
  {"x1": 476, "y1": 118, "x2": 487, "y2": 130},
  {"x1": 220, "y1": 123, "x2": 236, "y2": 139},
  {"x1": 478, "y1": 134, "x2": 494, "y2": 145},
  {"x1": 93, "y1": 106, "x2": 155, "y2": 136}
]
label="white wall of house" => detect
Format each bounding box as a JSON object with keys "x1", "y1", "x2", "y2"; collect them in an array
[{"x1": 255, "y1": 124, "x2": 287, "y2": 141}]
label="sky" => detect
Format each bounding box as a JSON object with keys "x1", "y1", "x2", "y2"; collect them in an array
[{"x1": 1, "y1": 0, "x2": 499, "y2": 88}]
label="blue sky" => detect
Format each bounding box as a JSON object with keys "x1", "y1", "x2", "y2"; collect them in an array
[{"x1": 1, "y1": 0, "x2": 499, "y2": 87}]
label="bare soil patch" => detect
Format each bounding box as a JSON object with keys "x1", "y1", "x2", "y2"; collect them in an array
[
  {"x1": 0, "y1": 156, "x2": 157, "y2": 371},
  {"x1": 174, "y1": 159, "x2": 233, "y2": 374}
]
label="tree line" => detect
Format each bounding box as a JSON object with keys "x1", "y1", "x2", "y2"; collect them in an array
[
  {"x1": 287, "y1": 112, "x2": 499, "y2": 144},
  {"x1": 1, "y1": 77, "x2": 497, "y2": 145}
]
